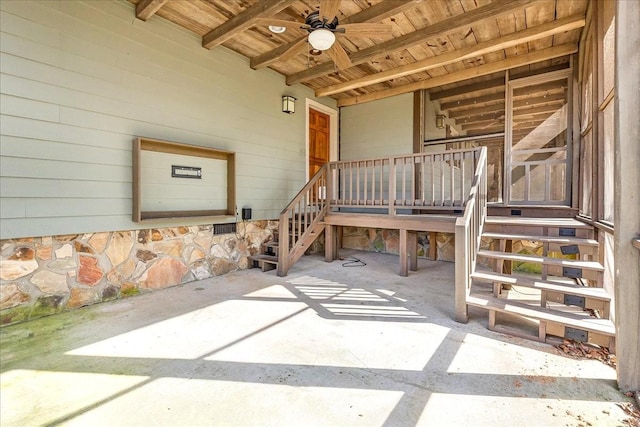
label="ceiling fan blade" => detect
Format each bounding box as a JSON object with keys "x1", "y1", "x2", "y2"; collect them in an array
[
  {"x1": 278, "y1": 37, "x2": 308, "y2": 61},
  {"x1": 327, "y1": 42, "x2": 352, "y2": 70},
  {"x1": 337, "y1": 23, "x2": 393, "y2": 37},
  {"x1": 254, "y1": 18, "x2": 307, "y2": 33},
  {"x1": 319, "y1": 0, "x2": 340, "y2": 21}
]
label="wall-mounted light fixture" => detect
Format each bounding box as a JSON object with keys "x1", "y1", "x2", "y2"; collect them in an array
[
  {"x1": 282, "y1": 95, "x2": 296, "y2": 114},
  {"x1": 435, "y1": 114, "x2": 446, "y2": 129}
]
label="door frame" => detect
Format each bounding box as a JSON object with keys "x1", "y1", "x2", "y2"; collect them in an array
[{"x1": 305, "y1": 98, "x2": 338, "y2": 180}]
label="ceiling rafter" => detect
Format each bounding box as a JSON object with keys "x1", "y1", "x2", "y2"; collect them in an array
[
  {"x1": 431, "y1": 78, "x2": 506, "y2": 101},
  {"x1": 249, "y1": 1, "x2": 416, "y2": 70},
  {"x1": 135, "y1": 0, "x2": 167, "y2": 21},
  {"x1": 202, "y1": 0, "x2": 296, "y2": 50},
  {"x1": 449, "y1": 93, "x2": 565, "y2": 118},
  {"x1": 441, "y1": 93, "x2": 505, "y2": 111},
  {"x1": 337, "y1": 43, "x2": 578, "y2": 107},
  {"x1": 286, "y1": 0, "x2": 532, "y2": 86},
  {"x1": 315, "y1": 14, "x2": 584, "y2": 97}
]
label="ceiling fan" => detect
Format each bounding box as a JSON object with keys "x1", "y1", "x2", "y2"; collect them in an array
[{"x1": 257, "y1": 0, "x2": 393, "y2": 70}]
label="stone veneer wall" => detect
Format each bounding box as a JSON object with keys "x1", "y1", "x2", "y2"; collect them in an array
[
  {"x1": 340, "y1": 227, "x2": 458, "y2": 261},
  {"x1": 340, "y1": 227, "x2": 499, "y2": 267},
  {"x1": 0, "y1": 221, "x2": 277, "y2": 326}
]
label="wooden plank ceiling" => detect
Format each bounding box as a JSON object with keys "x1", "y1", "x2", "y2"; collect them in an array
[{"x1": 130, "y1": 0, "x2": 586, "y2": 120}]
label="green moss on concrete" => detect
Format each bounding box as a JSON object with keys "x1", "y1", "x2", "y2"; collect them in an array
[
  {"x1": 121, "y1": 287, "x2": 140, "y2": 298},
  {"x1": 1, "y1": 307, "x2": 31, "y2": 325}
]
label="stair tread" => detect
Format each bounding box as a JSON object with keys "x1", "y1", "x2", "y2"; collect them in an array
[
  {"x1": 471, "y1": 271, "x2": 611, "y2": 301},
  {"x1": 249, "y1": 254, "x2": 278, "y2": 263},
  {"x1": 485, "y1": 217, "x2": 591, "y2": 228},
  {"x1": 263, "y1": 241, "x2": 279, "y2": 248},
  {"x1": 467, "y1": 293, "x2": 615, "y2": 335},
  {"x1": 482, "y1": 232, "x2": 598, "y2": 246},
  {"x1": 477, "y1": 250, "x2": 604, "y2": 271}
]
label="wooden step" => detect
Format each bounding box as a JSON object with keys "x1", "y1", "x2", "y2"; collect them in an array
[
  {"x1": 262, "y1": 241, "x2": 279, "y2": 256},
  {"x1": 484, "y1": 217, "x2": 592, "y2": 238},
  {"x1": 482, "y1": 232, "x2": 598, "y2": 256},
  {"x1": 485, "y1": 217, "x2": 592, "y2": 228},
  {"x1": 467, "y1": 293, "x2": 615, "y2": 348},
  {"x1": 248, "y1": 254, "x2": 278, "y2": 272},
  {"x1": 482, "y1": 232, "x2": 597, "y2": 245},
  {"x1": 477, "y1": 249, "x2": 603, "y2": 281},
  {"x1": 471, "y1": 270, "x2": 611, "y2": 317},
  {"x1": 471, "y1": 271, "x2": 610, "y2": 301}
]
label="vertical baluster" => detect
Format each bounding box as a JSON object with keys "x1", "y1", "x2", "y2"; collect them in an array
[
  {"x1": 380, "y1": 160, "x2": 386, "y2": 206},
  {"x1": 388, "y1": 157, "x2": 396, "y2": 215},
  {"x1": 460, "y1": 152, "x2": 466, "y2": 206},
  {"x1": 341, "y1": 164, "x2": 345, "y2": 204},
  {"x1": 364, "y1": 160, "x2": 370, "y2": 205},
  {"x1": 297, "y1": 198, "x2": 303, "y2": 243},
  {"x1": 439, "y1": 154, "x2": 445, "y2": 206},
  {"x1": 449, "y1": 152, "x2": 455, "y2": 207},
  {"x1": 420, "y1": 154, "x2": 427, "y2": 206},
  {"x1": 429, "y1": 155, "x2": 435, "y2": 206},
  {"x1": 401, "y1": 157, "x2": 406, "y2": 207},
  {"x1": 372, "y1": 160, "x2": 377, "y2": 205},
  {"x1": 411, "y1": 156, "x2": 416, "y2": 206}
]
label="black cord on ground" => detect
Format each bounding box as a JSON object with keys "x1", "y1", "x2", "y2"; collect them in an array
[{"x1": 340, "y1": 256, "x2": 366, "y2": 267}]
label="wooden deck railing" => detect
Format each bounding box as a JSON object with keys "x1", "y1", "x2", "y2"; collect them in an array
[
  {"x1": 454, "y1": 146, "x2": 488, "y2": 323},
  {"x1": 328, "y1": 148, "x2": 481, "y2": 214},
  {"x1": 277, "y1": 164, "x2": 328, "y2": 276},
  {"x1": 277, "y1": 147, "x2": 485, "y2": 276}
]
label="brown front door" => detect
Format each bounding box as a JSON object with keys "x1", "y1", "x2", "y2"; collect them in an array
[{"x1": 308, "y1": 108, "x2": 330, "y2": 179}]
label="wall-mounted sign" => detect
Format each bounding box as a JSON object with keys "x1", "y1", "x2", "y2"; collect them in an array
[{"x1": 172, "y1": 165, "x2": 202, "y2": 179}]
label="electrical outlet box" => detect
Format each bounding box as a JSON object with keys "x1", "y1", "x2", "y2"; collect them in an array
[{"x1": 242, "y1": 208, "x2": 252, "y2": 220}]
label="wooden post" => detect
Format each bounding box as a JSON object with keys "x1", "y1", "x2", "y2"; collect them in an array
[
  {"x1": 454, "y1": 219, "x2": 470, "y2": 323},
  {"x1": 325, "y1": 225, "x2": 335, "y2": 262},
  {"x1": 409, "y1": 231, "x2": 418, "y2": 271},
  {"x1": 429, "y1": 232, "x2": 438, "y2": 260},
  {"x1": 614, "y1": 0, "x2": 640, "y2": 392},
  {"x1": 399, "y1": 229, "x2": 408, "y2": 276},
  {"x1": 277, "y1": 212, "x2": 290, "y2": 277}
]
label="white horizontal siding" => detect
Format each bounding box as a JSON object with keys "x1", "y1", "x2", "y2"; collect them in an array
[{"x1": 0, "y1": 0, "x2": 336, "y2": 239}]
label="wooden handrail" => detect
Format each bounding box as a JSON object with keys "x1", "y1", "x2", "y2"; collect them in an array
[
  {"x1": 277, "y1": 164, "x2": 329, "y2": 276},
  {"x1": 454, "y1": 146, "x2": 488, "y2": 323},
  {"x1": 633, "y1": 238, "x2": 640, "y2": 250}
]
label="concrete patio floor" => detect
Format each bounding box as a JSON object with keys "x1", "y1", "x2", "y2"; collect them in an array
[{"x1": 1, "y1": 250, "x2": 636, "y2": 427}]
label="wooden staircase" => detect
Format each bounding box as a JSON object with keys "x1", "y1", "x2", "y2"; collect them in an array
[
  {"x1": 467, "y1": 216, "x2": 615, "y2": 349},
  {"x1": 248, "y1": 216, "x2": 325, "y2": 272}
]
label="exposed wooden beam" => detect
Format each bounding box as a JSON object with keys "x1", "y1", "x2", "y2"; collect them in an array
[
  {"x1": 449, "y1": 94, "x2": 565, "y2": 118},
  {"x1": 250, "y1": 0, "x2": 414, "y2": 70},
  {"x1": 460, "y1": 109, "x2": 504, "y2": 125},
  {"x1": 316, "y1": 15, "x2": 585, "y2": 97},
  {"x1": 430, "y1": 78, "x2": 505, "y2": 101},
  {"x1": 287, "y1": 0, "x2": 532, "y2": 85},
  {"x1": 439, "y1": 91, "x2": 505, "y2": 110},
  {"x1": 337, "y1": 43, "x2": 578, "y2": 107},
  {"x1": 202, "y1": 0, "x2": 295, "y2": 50},
  {"x1": 462, "y1": 120, "x2": 503, "y2": 131},
  {"x1": 135, "y1": 0, "x2": 167, "y2": 21}
]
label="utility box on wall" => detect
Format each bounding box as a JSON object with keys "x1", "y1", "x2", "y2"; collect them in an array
[{"x1": 242, "y1": 208, "x2": 252, "y2": 220}]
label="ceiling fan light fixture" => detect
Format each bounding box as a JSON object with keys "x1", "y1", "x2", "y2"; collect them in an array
[
  {"x1": 308, "y1": 29, "x2": 335, "y2": 51},
  {"x1": 268, "y1": 25, "x2": 286, "y2": 34}
]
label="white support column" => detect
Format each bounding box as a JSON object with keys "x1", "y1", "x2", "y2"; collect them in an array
[{"x1": 614, "y1": 0, "x2": 640, "y2": 393}]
